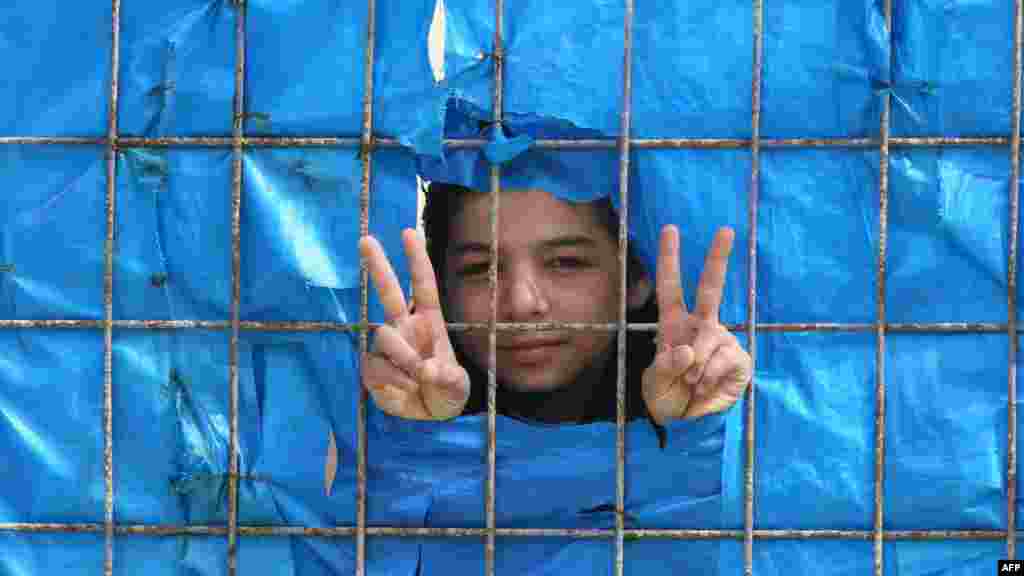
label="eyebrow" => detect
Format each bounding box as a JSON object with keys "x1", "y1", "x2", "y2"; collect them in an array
[{"x1": 449, "y1": 235, "x2": 598, "y2": 258}]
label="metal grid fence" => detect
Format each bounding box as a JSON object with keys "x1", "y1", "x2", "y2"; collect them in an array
[{"x1": 0, "y1": 1, "x2": 1022, "y2": 575}]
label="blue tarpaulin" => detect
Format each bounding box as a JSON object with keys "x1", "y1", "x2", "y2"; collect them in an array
[{"x1": 0, "y1": 0, "x2": 1018, "y2": 574}]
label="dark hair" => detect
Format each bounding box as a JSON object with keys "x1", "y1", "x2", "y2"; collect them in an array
[{"x1": 422, "y1": 181, "x2": 648, "y2": 307}]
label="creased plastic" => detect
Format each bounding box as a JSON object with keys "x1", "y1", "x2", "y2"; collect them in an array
[
  {"x1": 1, "y1": 4, "x2": 112, "y2": 136},
  {"x1": 0, "y1": 0, "x2": 1018, "y2": 574}
]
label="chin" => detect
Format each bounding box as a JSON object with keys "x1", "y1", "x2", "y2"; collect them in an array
[{"x1": 499, "y1": 373, "x2": 570, "y2": 394}]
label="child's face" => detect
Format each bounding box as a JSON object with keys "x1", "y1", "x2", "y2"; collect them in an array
[{"x1": 443, "y1": 189, "x2": 643, "y2": 393}]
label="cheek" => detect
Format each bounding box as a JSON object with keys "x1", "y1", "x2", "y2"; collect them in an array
[
  {"x1": 555, "y1": 278, "x2": 621, "y2": 322},
  {"x1": 448, "y1": 287, "x2": 491, "y2": 322},
  {"x1": 574, "y1": 331, "x2": 614, "y2": 357},
  {"x1": 448, "y1": 287, "x2": 491, "y2": 356}
]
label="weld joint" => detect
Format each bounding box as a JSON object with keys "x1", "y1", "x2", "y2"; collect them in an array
[{"x1": 359, "y1": 136, "x2": 374, "y2": 162}]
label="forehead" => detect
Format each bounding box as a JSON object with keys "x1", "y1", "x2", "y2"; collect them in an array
[{"x1": 449, "y1": 189, "x2": 609, "y2": 247}]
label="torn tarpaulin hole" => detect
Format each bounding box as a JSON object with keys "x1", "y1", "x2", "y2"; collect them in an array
[
  {"x1": 242, "y1": 111, "x2": 272, "y2": 132},
  {"x1": 167, "y1": 366, "x2": 233, "y2": 521},
  {"x1": 418, "y1": 96, "x2": 606, "y2": 173},
  {"x1": 481, "y1": 123, "x2": 534, "y2": 165},
  {"x1": 829, "y1": 62, "x2": 936, "y2": 128},
  {"x1": 124, "y1": 149, "x2": 170, "y2": 190},
  {"x1": 146, "y1": 81, "x2": 176, "y2": 99},
  {"x1": 577, "y1": 503, "x2": 639, "y2": 527},
  {"x1": 144, "y1": 41, "x2": 177, "y2": 136}
]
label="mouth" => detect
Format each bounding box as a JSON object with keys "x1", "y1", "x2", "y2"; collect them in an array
[
  {"x1": 497, "y1": 338, "x2": 567, "y2": 365},
  {"x1": 497, "y1": 336, "x2": 568, "y2": 350}
]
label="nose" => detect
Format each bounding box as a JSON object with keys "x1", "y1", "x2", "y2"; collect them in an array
[{"x1": 501, "y1": 266, "x2": 549, "y2": 320}]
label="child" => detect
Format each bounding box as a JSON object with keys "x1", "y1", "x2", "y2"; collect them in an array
[{"x1": 358, "y1": 183, "x2": 750, "y2": 434}]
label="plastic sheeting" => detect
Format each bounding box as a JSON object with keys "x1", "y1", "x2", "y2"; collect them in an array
[{"x1": 0, "y1": 0, "x2": 1018, "y2": 575}]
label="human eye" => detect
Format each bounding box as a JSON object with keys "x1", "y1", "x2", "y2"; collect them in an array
[
  {"x1": 456, "y1": 261, "x2": 491, "y2": 278},
  {"x1": 547, "y1": 256, "x2": 591, "y2": 271}
]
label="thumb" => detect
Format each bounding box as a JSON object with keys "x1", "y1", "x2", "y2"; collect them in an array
[
  {"x1": 419, "y1": 358, "x2": 471, "y2": 420},
  {"x1": 642, "y1": 344, "x2": 694, "y2": 425}
]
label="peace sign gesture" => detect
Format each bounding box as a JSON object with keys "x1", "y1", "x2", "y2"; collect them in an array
[
  {"x1": 359, "y1": 229, "x2": 470, "y2": 420},
  {"x1": 641, "y1": 225, "x2": 752, "y2": 424}
]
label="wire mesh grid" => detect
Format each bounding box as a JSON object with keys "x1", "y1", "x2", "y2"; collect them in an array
[{"x1": 0, "y1": 1, "x2": 1021, "y2": 575}]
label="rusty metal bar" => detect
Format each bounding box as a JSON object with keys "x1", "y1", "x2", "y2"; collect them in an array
[
  {"x1": 1009, "y1": 0, "x2": 1023, "y2": 560},
  {"x1": 874, "y1": 1, "x2": 894, "y2": 574},
  {"x1": 0, "y1": 319, "x2": 1016, "y2": 334},
  {"x1": 227, "y1": 1, "x2": 247, "y2": 574},
  {"x1": 0, "y1": 137, "x2": 109, "y2": 145},
  {"x1": 3, "y1": 135, "x2": 1016, "y2": 149},
  {"x1": 102, "y1": 1, "x2": 122, "y2": 574},
  {"x1": 485, "y1": 1, "x2": 505, "y2": 574},
  {"x1": 613, "y1": 1, "x2": 636, "y2": 575},
  {"x1": 744, "y1": 0, "x2": 764, "y2": 573},
  {"x1": 0, "y1": 522, "x2": 1011, "y2": 541},
  {"x1": 355, "y1": 0, "x2": 378, "y2": 574},
  {"x1": 118, "y1": 136, "x2": 236, "y2": 147}
]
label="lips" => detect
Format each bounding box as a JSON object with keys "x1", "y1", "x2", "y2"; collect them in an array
[
  {"x1": 497, "y1": 337, "x2": 567, "y2": 350},
  {"x1": 498, "y1": 337, "x2": 566, "y2": 366}
]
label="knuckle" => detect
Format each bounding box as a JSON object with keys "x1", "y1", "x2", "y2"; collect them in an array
[
  {"x1": 697, "y1": 287, "x2": 718, "y2": 302},
  {"x1": 697, "y1": 317, "x2": 719, "y2": 332},
  {"x1": 656, "y1": 351, "x2": 678, "y2": 378}
]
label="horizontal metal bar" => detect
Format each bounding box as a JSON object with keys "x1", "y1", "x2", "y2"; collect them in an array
[
  {"x1": 0, "y1": 523, "x2": 1007, "y2": 541},
  {"x1": 0, "y1": 137, "x2": 107, "y2": 145},
  {"x1": 0, "y1": 319, "x2": 1011, "y2": 334},
  {"x1": 0, "y1": 135, "x2": 1014, "y2": 149}
]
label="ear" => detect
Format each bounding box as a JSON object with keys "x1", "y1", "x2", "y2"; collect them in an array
[{"x1": 626, "y1": 273, "x2": 653, "y2": 310}]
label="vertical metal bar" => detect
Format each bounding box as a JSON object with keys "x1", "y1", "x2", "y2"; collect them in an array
[
  {"x1": 486, "y1": 1, "x2": 504, "y2": 574},
  {"x1": 102, "y1": 1, "x2": 122, "y2": 575},
  {"x1": 613, "y1": 1, "x2": 635, "y2": 576},
  {"x1": 1008, "y1": 0, "x2": 1023, "y2": 560},
  {"x1": 874, "y1": 1, "x2": 894, "y2": 575},
  {"x1": 744, "y1": 0, "x2": 764, "y2": 574},
  {"x1": 227, "y1": 1, "x2": 247, "y2": 574},
  {"x1": 356, "y1": 0, "x2": 378, "y2": 574}
]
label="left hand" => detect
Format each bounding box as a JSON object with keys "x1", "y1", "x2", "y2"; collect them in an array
[{"x1": 641, "y1": 225, "x2": 752, "y2": 424}]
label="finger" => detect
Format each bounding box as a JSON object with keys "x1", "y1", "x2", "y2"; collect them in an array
[
  {"x1": 694, "y1": 227, "x2": 735, "y2": 321},
  {"x1": 364, "y1": 353, "x2": 421, "y2": 395},
  {"x1": 696, "y1": 344, "x2": 749, "y2": 398},
  {"x1": 419, "y1": 358, "x2": 470, "y2": 420},
  {"x1": 682, "y1": 393, "x2": 737, "y2": 420},
  {"x1": 638, "y1": 344, "x2": 696, "y2": 422},
  {"x1": 656, "y1": 225, "x2": 687, "y2": 351},
  {"x1": 404, "y1": 313, "x2": 437, "y2": 358},
  {"x1": 684, "y1": 326, "x2": 731, "y2": 391},
  {"x1": 642, "y1": 345, "x2": 694, "y2": 425},
  {"x1": 403, "y1": 228, "x2": 443, "y2": 313},
  {"x1": 683, "y1": 347, "x2": 750, "y2": 419},
  {"x1": 366, "y1": 379, "x2": 430, "y2": 420},
  {"x1": 359, "y1": 235, "x2": 408, "y2": 323},
  {"x1": 651, "y1": 344, "x2": 695, "y2": 382},
  {"x1": 370, "y1": 324, "x2": 424, "y2": 389}
]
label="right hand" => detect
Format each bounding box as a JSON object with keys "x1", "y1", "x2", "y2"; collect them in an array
[{"x1": 358, "y1": 228, "x2": 470, "y2": 420}]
